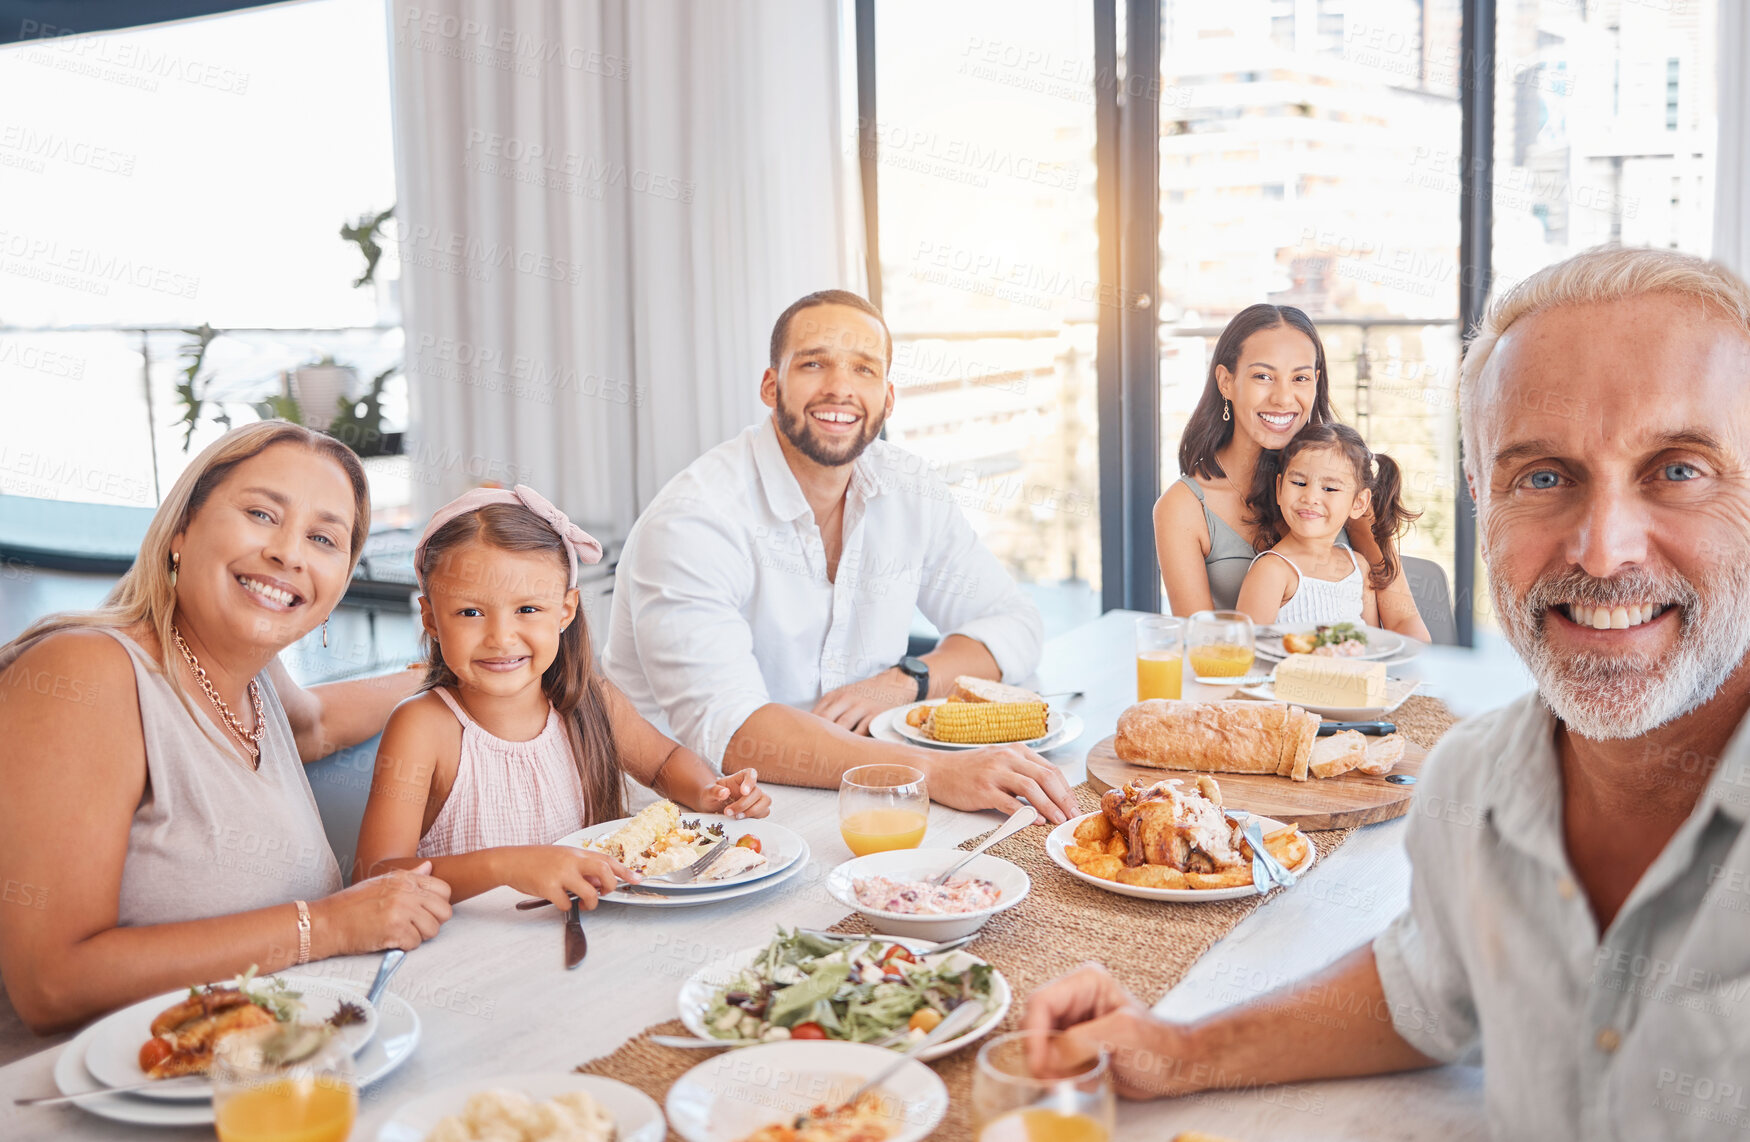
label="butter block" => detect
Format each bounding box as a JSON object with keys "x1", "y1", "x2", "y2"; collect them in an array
[{"x1": 1273, "y1": 655, "x2": 1387, "y2": 708}]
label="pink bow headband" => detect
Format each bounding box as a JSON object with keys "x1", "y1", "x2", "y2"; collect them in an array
[{"x1": 414, "y1": 484, "x2": 603, "y2": 592}]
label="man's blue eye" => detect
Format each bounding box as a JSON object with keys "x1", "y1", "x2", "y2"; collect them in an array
[
  {"x1": 1527, "y1": 471, "x2": 1560, "y2": 490},
  {"x1": 1664, "y1": 463, "x2": 1699, "y2": 481}
]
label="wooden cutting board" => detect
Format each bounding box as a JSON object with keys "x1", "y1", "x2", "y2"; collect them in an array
[{"x1": 1085, "y1": 733, "x2": 1428, "y2": 830}]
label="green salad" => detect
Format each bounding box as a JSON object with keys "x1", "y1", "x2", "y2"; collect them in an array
[
  {"x1": 1314, "y1": 622, "x2": 1367, "y2": 648},
  {"x1": 704, "y1": 929, "x2": 995, "y2": 1046}
]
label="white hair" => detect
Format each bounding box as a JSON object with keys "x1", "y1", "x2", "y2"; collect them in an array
[{"x1": 1458, "y1": 246, "x2": 1750, "y2": 482}]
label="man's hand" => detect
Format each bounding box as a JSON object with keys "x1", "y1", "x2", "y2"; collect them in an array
[
  {"x1": 919, "y1": 743, "x2": 1078, "y2": 824},
  {"x1": 1021, "y1": 963, "x2": 1198, "y2": 1099},
  {"x1": 811, "y1": 668, "x2": 917, "y2": 735}
]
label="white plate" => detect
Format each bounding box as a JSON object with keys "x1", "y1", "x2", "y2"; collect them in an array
[
  {"x1": 1046, "y1": 810, "x2": 1315, "y2": 902},
  {"x1": 676, "y1": 942, "x2": 1010, "y2": 1062},
  {"x1": 53, "y1": 989, "x2": 420, "y2": 1126},
  {"x1": 559, "y1": 814, "x2": 807, "y2": 894},
  {"x1": 665, "y1": 1040, "x2": 948, "y2": 1142},
  {"x1": 375, "y1": 1072, "x2": 665, "y2": 1142},
  {"x1": 1255, "y1": 623, "x2": 1411, "y2": 662},
  {"x1": 1237, "y1": 674, "x2": 1421, "y2": 720},
  {"x1": 885, "y1": 701, "x2": 1083, "y2": 752},
  {"x1": 84, "y1": 975, "x2": 381, "y2": 1101},
  {"x1": 549, "y1": 838, "x2": 810, "y2": 908}
]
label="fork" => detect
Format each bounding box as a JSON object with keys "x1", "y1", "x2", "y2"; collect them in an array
[{"x1": 1230, "y1": 812, "x2": 1298, "y2": 889}]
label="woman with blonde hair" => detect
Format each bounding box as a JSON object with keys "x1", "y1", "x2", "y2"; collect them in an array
[{"x1": 0, "y1": 421, "x2": 451, "y2": 1035}]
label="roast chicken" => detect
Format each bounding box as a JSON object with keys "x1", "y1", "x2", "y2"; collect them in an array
[{"x1": 1100, "y1": 777, "x2": 1244, "y2": 872}]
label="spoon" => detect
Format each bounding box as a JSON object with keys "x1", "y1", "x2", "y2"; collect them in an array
[
  {"x1": 793, "y1": 1002, "x2": 985, "y2": 1130},
  {"x1": 928, "y1": 806, "x2": 1034, "y2": 887}
]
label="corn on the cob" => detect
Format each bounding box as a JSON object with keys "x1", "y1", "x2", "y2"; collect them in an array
[{"x1": 926, "y1": 700, "x2": 1048, "y2": 744}]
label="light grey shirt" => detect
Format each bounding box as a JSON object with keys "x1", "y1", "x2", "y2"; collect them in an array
[
  {"x1": 604, "y1": 419, "x2": 1044, "y2": 766},
  {"x1": 1374, "y1": 690, "x2": 1750, "y2": 1142}
]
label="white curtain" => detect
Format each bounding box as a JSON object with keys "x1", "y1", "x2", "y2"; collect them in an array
[
  {"x1": 389, "y1": 0, "x2": 864, "y2": 531},
  {"x1": 1715, "y1": 0, "x2": 1750, "y2": 278}
]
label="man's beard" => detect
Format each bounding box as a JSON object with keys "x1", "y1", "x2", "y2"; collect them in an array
[
  {"x1": 1491, "y1": 561, "x2": 1750, "y2": 740},
  {"x1": 774, "y1": 390, "x2": 884, "y2": 468}
]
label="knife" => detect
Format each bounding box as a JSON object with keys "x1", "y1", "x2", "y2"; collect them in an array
[
  {"x1": 1316, "y1": 720, "x2": 1396, "y2": 736},
  {"x1": 564, "y1": 898, "x2": 587, "y2": 969}
]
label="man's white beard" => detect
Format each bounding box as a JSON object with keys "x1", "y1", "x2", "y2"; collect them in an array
[{"x1": 1491, "y1": 562, "x2": 1750, "y2": 740}]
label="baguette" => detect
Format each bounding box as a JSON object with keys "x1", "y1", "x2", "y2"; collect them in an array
[
  {"x1": 1355, "y1": 732, "x2": 1407, "y2": 776},
  {"x1": 1114, "y1": 700, "x2": 1318, "y2": 777},
  {"x1": 948, "y1": 676, "x2": 1043, "y2": 704},
  {"x1": 1307, "y1": 730, "x2": 1368, "y2": 779},
  {"x1": 1289, "y1": 709, "x2": 1323, "y2": 781}
]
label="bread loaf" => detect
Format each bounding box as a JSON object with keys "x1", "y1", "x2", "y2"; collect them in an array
[
  {"x1": 1354, "y1": 733, "x2": 1406, "y2": 775},
  {"x1": 948, "y1": 676, "x2": 1043, "y2": 704},
  {"x1": 1114, "y1": 701, "x2": 1322, "y2": 781},
  {"x1": 1308, "y1": 730, "x2": 1368, "y2": 778}
]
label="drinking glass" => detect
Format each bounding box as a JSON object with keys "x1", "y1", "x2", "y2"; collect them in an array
[
  {"x1": 211, "y1": 1023, "x2": 357, "y2": 1142},
  {"x1": 1186, "y1": 609, "x2": 1257, "y2": 683},
  {"x1": 839, "y1": 764, "x2": 928, "y2": 856},
  {"x1": 972, "y1": 1029, "x2": 1115, "y2": 1142},
  {"x1": 1134, "y1": 615, "x2": 1185, "y2": 701}
]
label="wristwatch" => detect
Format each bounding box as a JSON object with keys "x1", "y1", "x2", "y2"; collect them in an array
[{"x1": 895, "y1": 656, "x2": 930, "y2": 703}]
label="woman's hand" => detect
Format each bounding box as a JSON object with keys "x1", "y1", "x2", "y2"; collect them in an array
[
  {"x1": 699, "y1": 768, "x2": 771, "y2": 819},
  {"x1": 491, "y1": 846, "x2": 637, "y2": 912},
  {"x1": 311, "y1": 862, "x2": 454, "y2": 956}
]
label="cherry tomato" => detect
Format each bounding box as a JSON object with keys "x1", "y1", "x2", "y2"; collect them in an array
[
  {"x1": 879, "y1": 945, "x2": 916, "y2": 966},
  {"x1": 735, "y1": 835, "x2": 762, "y2": 854},
  {"x1": 791, "y1": 1022, "x2": 827, "y2": 1040}
]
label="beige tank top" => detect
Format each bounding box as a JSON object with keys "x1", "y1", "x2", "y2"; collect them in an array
[{"x1": 97, "y1": 627, "x2": 343, "y2": 926}]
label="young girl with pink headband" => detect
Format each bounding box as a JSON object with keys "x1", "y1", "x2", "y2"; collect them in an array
[{"x1": 356, "y1": 484, "x2": 768, "y2": 912}]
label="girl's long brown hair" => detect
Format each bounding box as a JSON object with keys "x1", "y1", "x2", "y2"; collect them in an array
[
  {"x1": 417, "y1": 504, "x2": 625, "y2": 824},
  {"x1": 1178, "y1": 304, "x2": 1336, "y2": 480},
  {"x1": 1245, "y1": 423, "x2": 1420, "y2": 591}
]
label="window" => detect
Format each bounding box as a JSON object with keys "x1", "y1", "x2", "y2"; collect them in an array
[
  {"x1": 0, "y1": 0, "x2": 403, "y2": 516},
  {"x1": 872, "y1": 0, "x2": 1101, "y2": 636},
  {"x1": 1492, "y1": 3, "x2": 1718, "y2": 290},
  {"x1": 1157, "y1": 0, "x2": 1465, "y2": 599}
]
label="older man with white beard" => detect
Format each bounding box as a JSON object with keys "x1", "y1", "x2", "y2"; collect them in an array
[{"x1": 1020, "y1": 246, "x2": 1750, "y2": 1142}]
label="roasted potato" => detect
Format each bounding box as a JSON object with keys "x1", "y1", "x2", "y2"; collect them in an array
[
  {"x1": 1073, "y1": 813, "x2": 1115, "y2": 846},
  {"x1": 1116, "y1": 864, "x2": 1189, "y2": 890},
  {"x1": 1103, "y1": 834, "x2": 1129, "y2": 858}
]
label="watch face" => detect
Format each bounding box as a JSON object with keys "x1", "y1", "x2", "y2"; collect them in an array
[{"x1": 900, "y1": 656, "x2": 928, "y2": 676}]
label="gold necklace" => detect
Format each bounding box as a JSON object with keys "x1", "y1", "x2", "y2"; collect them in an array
[{"x1": 171, "y1": 625, "x2": 264, "y2": 767}]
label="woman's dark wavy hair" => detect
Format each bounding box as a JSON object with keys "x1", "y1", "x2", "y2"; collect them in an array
[
  {"x1": 1178, "y1": 304, "x2": 1336, "y2": 480},
  {"x1": 1246, "y1": 423, "x2": 1422, "y2": 591},
  {"x1": 417, "y1": 503, "x2": 625, "y2": 824}
]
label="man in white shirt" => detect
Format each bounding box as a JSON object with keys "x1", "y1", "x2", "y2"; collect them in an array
[
  {"x1": 1021, "y1": 246, "x2": 1750, "y2": 1140},
  {"x1": 603, "y1": 290, "x2": 1078, "y2": 822}
]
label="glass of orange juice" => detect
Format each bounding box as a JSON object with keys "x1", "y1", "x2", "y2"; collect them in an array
[
  {"x1": 972, "y1": 1029, "x2": 1114, "y2": 1142},
  {"x1": 1135, "y1": 615, "x2": 1185, "y2": 701},
  {"x1": 211, "y1": 1024, "x2": 357, "y2": 1142},
  {"x1": 1186, "y1": 609, "x2": 1256, "y2": 684},
  {"x1": 839, "y1": 764, "x2": 929, "y2": 856}
]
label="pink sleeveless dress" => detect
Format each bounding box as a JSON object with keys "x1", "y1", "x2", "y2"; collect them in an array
[{"x1": 415, "y1": 688, "x2": 590, "y2": 858}]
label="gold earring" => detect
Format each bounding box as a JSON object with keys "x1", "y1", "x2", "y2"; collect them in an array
[
  {"x1": 169, "y1": 551, "x2": 180, "y2": 587},
  {"x1": 322, "y1": 619, "x2": 329, "y2": 648},
  {"x1": 1223, "y1": 400, "x2": 1231, "y2": 422}
]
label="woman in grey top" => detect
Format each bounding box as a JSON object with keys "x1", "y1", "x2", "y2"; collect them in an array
[
  {"x1": 1153, "y1": 304, "x2": 1429, "y2": 640},
  {"x1": 0, "y1": 422, "x2": 452, "y2": 1035}
]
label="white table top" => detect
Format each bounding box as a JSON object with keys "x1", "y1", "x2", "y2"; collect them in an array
[{"x1": 0, "y1": 611, "x2": 1525, "y2": 1140}]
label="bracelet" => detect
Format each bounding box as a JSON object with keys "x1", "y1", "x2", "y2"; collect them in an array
[{"x1": 294, "y1": 900, "x2": 312, "y2": 965}]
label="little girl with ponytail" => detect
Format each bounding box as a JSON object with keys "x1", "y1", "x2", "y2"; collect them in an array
[{"x1": 1235, "y1": 424, "x2": 1425, "y2": 632}]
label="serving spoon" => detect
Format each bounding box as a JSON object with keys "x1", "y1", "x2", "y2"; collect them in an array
[{"x1": 927, "y1": 805, "x2": 1034, "y2": 887}]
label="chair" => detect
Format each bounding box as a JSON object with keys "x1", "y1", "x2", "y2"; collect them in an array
[
  {"x1": 1400, "y1": 555, "x2": 1457, "y2": 646},
  {"x1": 306, "y1": 734, "x2": 382, "y2": 884}
]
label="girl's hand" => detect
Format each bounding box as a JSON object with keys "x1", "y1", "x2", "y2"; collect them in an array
[
  {"x1": 495, "y1": 846, "x2": 638, "y2": 912},
  {"x1": 701, "y1": 768, "x2": 771, "y2": 819},
  {"x1": 313, "y1": 862, "x2": 453, "y2": 956}
]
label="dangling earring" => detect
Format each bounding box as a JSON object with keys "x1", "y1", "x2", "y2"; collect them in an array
[
  {"x1": 169, "y1": 551, "x2": 180, "y2": 587},
  {"x1": 321, "y1": 619, "x2": 329, "y2": 648},
  {"x1": 1222, "y1": 400, "x2": 1231, "y2": 422}
]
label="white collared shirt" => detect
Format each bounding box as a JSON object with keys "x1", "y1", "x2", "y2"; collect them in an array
[
  {"x1": 1374, "y1": 690, "x2": 1750, "y2": 1141},
  {"x1": 602, "y1": 418, "x2": 1043, "y2": 766}
]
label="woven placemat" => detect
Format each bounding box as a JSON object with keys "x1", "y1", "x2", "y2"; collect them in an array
[{"x1": 580, "y1": 695, "x2": 1459, "y2": 1140}]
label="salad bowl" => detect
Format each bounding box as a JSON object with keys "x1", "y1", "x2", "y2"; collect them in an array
[{"x1": 676, "y1": 929, "x2": 1010, "y2": 1062}]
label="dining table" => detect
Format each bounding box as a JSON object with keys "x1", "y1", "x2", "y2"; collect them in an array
[{"x1": 0, "y1": 609, "x2": 1535, "y2": 1142}]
